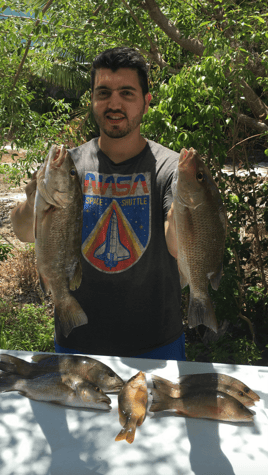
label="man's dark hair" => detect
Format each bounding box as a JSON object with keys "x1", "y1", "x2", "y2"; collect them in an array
[{"x1": 91, "y1": 47, "x2": 149, "y2": 95}]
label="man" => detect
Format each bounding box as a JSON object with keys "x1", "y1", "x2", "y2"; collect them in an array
[{"x1": 11, "y1": 47, "x2": 185, "y2": 360}]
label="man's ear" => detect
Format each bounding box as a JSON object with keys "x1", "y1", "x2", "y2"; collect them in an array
[{"x1": 144, "y1": 92, "x2": 151, "y2": 114}]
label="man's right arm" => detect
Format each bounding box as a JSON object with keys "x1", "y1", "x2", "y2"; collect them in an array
[{"x1": 10, "y1": 175, "x2": 36, "y2": 243}]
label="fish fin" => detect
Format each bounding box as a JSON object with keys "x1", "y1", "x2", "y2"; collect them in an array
[
  {"x1": 209, "y1": 263, "x2": 223, "y2": 291},
  {"x1": 31, "y1": 354, "x2": 56, "y2": 364},
  {"x1": 137, "y1": 413, "x2": 146, "y2": 427},
  {"x1": 179, "y1": 271, "x2": 188, "y2": 289},
  {"x1": 31, "y1": 355, "x2": 46, "y2": 363},
  {"x1": 150, "y1": 388, "x2": 175, "y2": 412},
  {"x1": 38, "y1": 272, "x2": 48, "y2": 295},
  {"x1": 151, "y1": 374, "x2": 181, "y2": 398},
  {"x1": 0, "y1": 354, "x2": 20, "y2": 374},
  {"x1": 188, "y1": 294, "x2": 218, "y2": 332},
  {"x1": 115, "y1": 422, "x2": 136, "y2": 444},
  {"x1": 69, "y1": 261, "x2": 82, "y2": 291},
  {"x1": 55, "y1": 295, "x2": 88, "y2": 338}
]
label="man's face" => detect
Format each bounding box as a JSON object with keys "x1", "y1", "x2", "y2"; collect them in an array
[{"x1": 91, "y1": 68, "x2": 149, "y2": 139}]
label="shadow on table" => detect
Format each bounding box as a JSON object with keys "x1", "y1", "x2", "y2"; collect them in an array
[
  {"x1": 30, "y1": 400, "x2": 108, "y2": 475},
  {"x1": 176, "y1": 361, "x2": 236, "y2": 475}
]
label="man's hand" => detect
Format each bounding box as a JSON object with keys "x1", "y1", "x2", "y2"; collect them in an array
[
  {"x1": 164, "y1": 202, "x2": 178, "y2": 259},
  {"x1": 10, "y1": 172, "x2": 37, "y2": 243},
  {"x1": 25, "y1": 171, "x2": 37, "y2": 208}
]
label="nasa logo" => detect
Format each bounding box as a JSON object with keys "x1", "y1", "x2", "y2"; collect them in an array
[{"x1": 81, "y1": 172, "x2": 151, "y2": 273}]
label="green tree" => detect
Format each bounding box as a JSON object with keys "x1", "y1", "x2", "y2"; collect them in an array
[{"x1": 1, "y1": 0, "x2": 268, "y2": 359}]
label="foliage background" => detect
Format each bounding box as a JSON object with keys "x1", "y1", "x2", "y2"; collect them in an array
[{"x1": 0, "y1": 0, "x2": 268, "y2": 363}]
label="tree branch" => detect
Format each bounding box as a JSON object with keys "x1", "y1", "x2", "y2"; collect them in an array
[
  {"x1": 239, "y1": 79, "x2": 268, "y2": 122},
  {"x1": 144, "y1": 0, "x2": 205, "y2": 56},
  {"x1": 237, "y1": 114, "x2": 268, "y2": 133},
  {"x1": 10, "y1": 0, "x2": 54, "y2": 93},
  {"x1": 120, "y1": 0, "x2": 180, "y2": 74}
]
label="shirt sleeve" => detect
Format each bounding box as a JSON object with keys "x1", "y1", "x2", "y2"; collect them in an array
[{"x1": 163, "y1": 170, "x2": 175, "y2": 220}]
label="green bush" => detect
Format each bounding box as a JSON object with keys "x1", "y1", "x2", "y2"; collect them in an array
[{"x1": 0, "y1": 300, "x2": 54, "y2": 352}]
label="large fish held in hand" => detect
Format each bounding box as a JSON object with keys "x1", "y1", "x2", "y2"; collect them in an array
[
  {"x1": 35, "y1": 145, "x2": 88, "y2": 338},
  {"x1": 171, "y1": 147, "x2": 226, "y2": 332}
]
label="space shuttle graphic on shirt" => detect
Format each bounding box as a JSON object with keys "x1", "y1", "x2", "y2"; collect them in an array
[
  {"x1": 93, "y1": 210, "x2": 130, "y2": 269},
  {"x1": 81, "y1": 172, "x2": 151, "y2": 273}
]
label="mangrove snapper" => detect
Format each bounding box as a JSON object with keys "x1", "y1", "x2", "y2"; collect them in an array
[
  {"x1": 151, "y1": 374, "x2": 256, "y2": 407},
  {"x1": 171, "y1": 148, "x2": 226, "y2": 332},
  {"x1": 150, "y1": 388, "x2": 254, "y2": 422},
  {"x1": 177, "y1": 372, "x2": 260, "y2": 402}
]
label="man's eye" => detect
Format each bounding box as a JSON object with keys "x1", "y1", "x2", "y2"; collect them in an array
[{"x1": 97, "y1": 91, "x2": 110, "y2": 98}]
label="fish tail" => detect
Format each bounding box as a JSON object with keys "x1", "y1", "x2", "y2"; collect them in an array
[
  {"x1": 151, "y1": 374, "x2": 181, "y2": 398},
  {"x1": 188, "y1": 294, "x2": 218, "y2": 332},
  {"x1": 0, "y1": 373, "x2": 22, "y2": 392},
  {"x1": 115, "y1": 422, "x2": 136, "y2": 444},
  {"x1": 0, "y1": 354, "x2": 33, "y2": 377},
  {"x1": 150, "y1": 388, "x2": 176, "y2": 412},
  {"x1": 55, "y1": 295, "x2": 88, "y2": 338}
]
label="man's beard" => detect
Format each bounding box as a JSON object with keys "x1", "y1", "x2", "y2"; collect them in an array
[{"x1": 92, "y1": 107, "x2": 145, "y2": 139}]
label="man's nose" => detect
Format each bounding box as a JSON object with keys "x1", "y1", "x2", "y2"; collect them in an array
[{"x1": 108, "y1": 91, "x2": 122, "y2": 109}]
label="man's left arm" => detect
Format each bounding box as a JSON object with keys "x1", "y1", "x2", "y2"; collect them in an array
[{"x1": 164, "y1": 202, "x2": 178, "y2": 259}]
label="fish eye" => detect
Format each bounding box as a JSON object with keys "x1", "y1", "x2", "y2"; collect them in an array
[
  {"x1": 108, "y1": 371, "x2": 114, "y2": 377},
  {"x1": 196, "y1": 172, "x2": 204, "y2": 182},
  {"x1": 244, "y1": 387, "x2": 250, "y2": 394},
  {"x1": 238, "y1": 391, "x2": 244, "y2": 397},
  {"x1": 70, "y1": 168, "x2": 76, "y2": 176}
]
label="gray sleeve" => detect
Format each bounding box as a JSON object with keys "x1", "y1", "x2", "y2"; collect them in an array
[{"x1": 163, "y1": 170, "x2": 175, "y2": 219}]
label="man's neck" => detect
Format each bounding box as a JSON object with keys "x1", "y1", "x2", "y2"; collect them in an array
[{"x1": 98, "y1": 133, "x2": 147, "y2": 164}]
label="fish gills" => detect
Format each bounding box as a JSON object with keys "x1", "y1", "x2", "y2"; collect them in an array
[
  {"x1": 115, "y1": 371, "x2": 147, "y2": 444},
  {"x1": 171, "y1": 148, "x2": 226, "y2": 332},
  {"x1": 35, "y1": 145, "x2": 88, "y2": 338}
]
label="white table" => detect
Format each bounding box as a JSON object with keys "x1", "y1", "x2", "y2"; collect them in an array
[{"x1": 0, "y1": 349, "x2": 267, "y2": 475}]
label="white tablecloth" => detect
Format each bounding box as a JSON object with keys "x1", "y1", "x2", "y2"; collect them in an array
[{"x1": 0, "y1": 349, "x2": 267, "y2": 475}]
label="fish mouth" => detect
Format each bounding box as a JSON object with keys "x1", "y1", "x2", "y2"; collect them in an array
[
  {"x1": 105, "y1": 384, "x2": 124, "y2": 393},
  {"x1": 179, "y1": 148, "x2": 190, "y2": 164},
  {"x1": 99, "y1": 398, "x2": 112, "y2": 408},
  {"x1": 178, "y1": 147, "x2": 196, "y2": 171},
  {"x1": 49, "y1": 145, "x2": 66, "y2": 169}
]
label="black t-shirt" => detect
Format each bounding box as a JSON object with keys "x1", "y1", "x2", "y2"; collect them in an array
[{"x1": 55, "y1": 138, "x2": 183, "y2": 356}]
